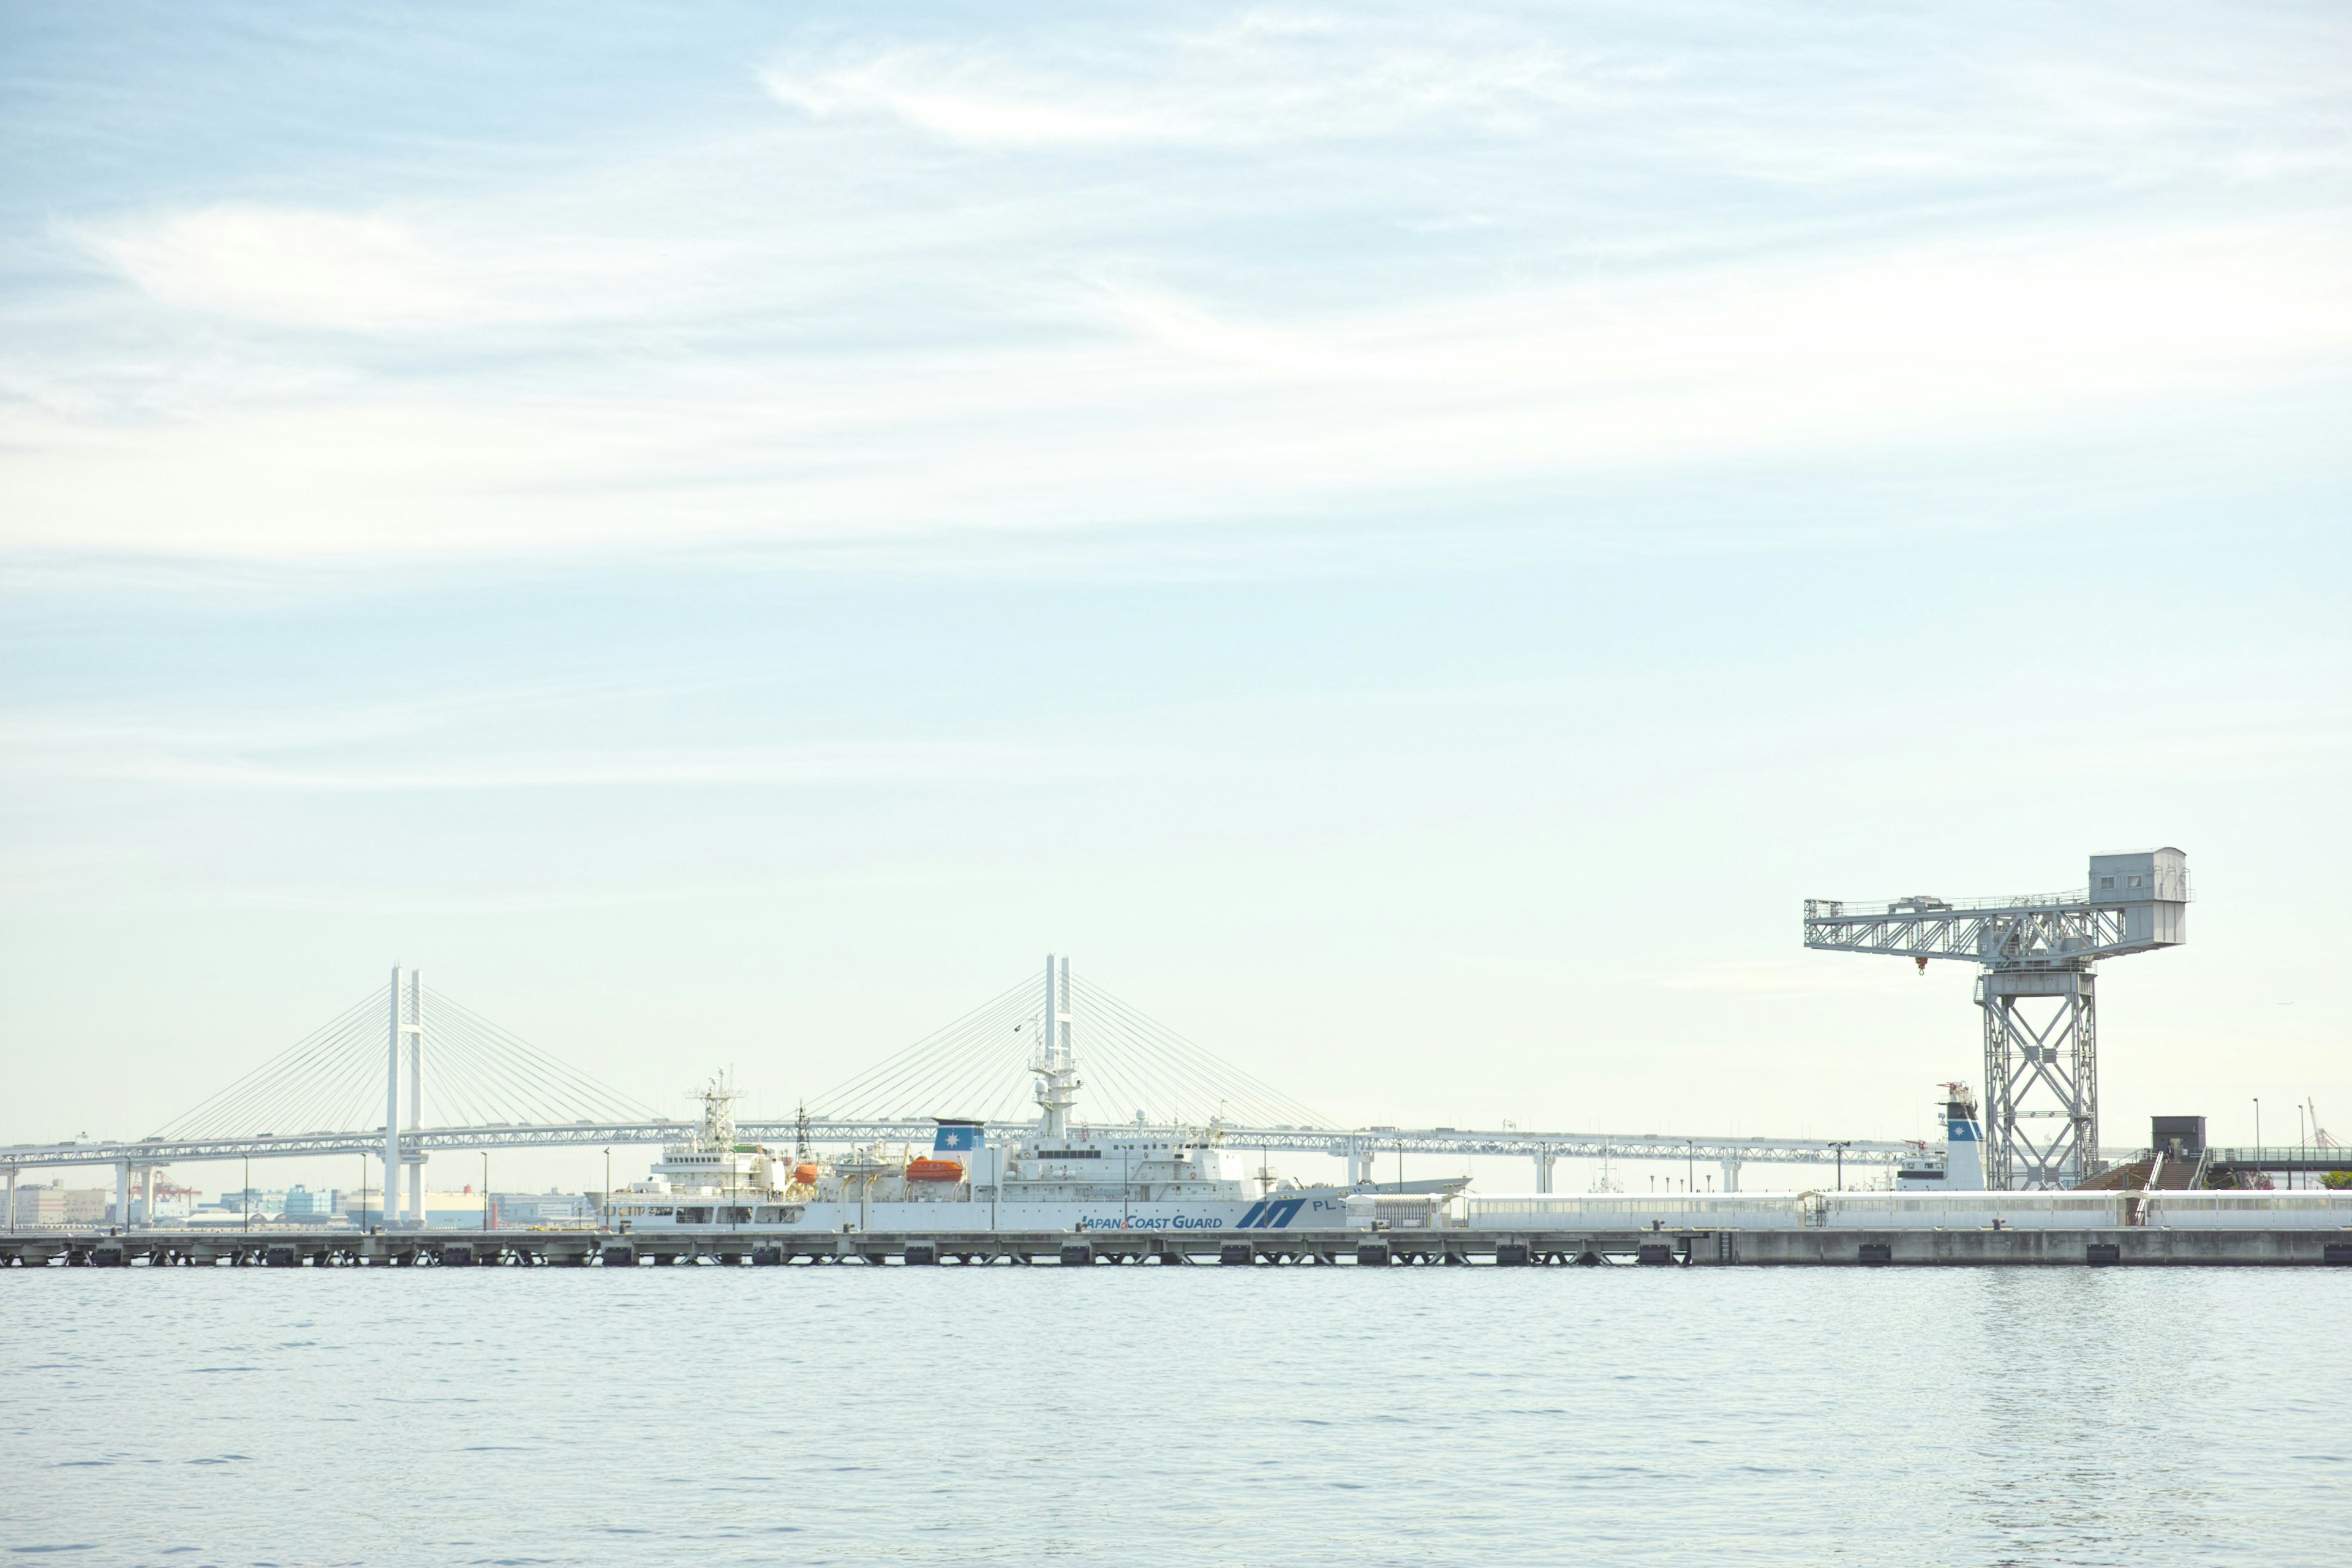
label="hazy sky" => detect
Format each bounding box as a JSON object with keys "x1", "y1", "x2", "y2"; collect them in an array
[{"x1": 4, "y1": 2, "x2": 2346, "y2": 1193}]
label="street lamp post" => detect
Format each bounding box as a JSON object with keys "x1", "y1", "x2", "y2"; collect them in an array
[
  {"x1": 242, "y1": 1153, "x2": 250, "y2": 1233},
  {"x1": 603, "y1": 1148, "x2": 611, "y2": 1231},
  {"x1": 481, "y1": 1152, "x2": 490, "y2": 1231},
  {"x1": 1686, "y1": 1140, "x2": 1694, "y2": 1194},
  {"x1": 1831, "y1": 1140, "x2": 1852, "y2": 1191}
]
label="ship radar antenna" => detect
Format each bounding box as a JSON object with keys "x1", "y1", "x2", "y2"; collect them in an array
[{"x1": 699, "y1": 1071, "x2": 741, "y2": 1151}]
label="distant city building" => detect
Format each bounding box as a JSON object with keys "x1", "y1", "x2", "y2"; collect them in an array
[
  {"x1": 424, "y1": 1191, "x2": 496, "y2": 1229},
  {"x1": 2, "y1": 1182, "x2": 606, "y2": 1231},
  {"x1": 208, "y1": 1188, "x2": 291, "y2": 1219},
  {"x1": 493, "y1": 1191, "x2": 595, "y2": 1224},
  {"x1": 7, "y1": 1182, "x2": 110, "y2": 1227},
  {"x1": 282, "y1": 1185, "x2": 341, "y2": 1219},
  {"x1": 340, "y1": 1193, "x2": 392, "y2": 1227},
  {"x1": 313, "y1": 1189, "x2": 593, "y2": 1229}
]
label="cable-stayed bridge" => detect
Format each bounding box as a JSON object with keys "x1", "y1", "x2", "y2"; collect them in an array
[{"x1": 3, "y1": 960, "x2": 1921, "y2": 1223}]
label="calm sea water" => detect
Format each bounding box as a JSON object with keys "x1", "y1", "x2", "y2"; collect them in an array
[{"x1": 4, "y1": 1265, "x2": 2347, "y2": 1566}]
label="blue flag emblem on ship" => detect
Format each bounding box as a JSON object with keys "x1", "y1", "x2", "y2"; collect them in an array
[{"x1": 933, "y1": 1123, "x2": 982, "y2": 1153}]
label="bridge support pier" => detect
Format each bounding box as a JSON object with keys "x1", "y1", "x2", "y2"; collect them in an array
[
  {"x1": 113, "y1": 1160, "x2": 129, "y2": 1231},
  {"x1": 1721, "y1": 1158, "x2": 1743, "y2": 1193},
  {"x1": 1534, "y1": 1148, "x2": 1556, "y2": 1193},
  {"x1": 4, "y1": 1168, "x2": 14, "y2": 1231}
]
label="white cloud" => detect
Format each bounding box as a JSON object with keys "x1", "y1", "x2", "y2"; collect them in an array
[
  {"x1": 0, "y1": 712, "x2": 1159, "y2": 793},
  {"x1": 82, "y1": 205, "x2": 469, "y2": 330},
  {"x1": 763, "y1": 59, "x2": 1180, "y2": 147},
  {"x1": 75, "y1": 202, "x2": 731, "y2": 335},
  {"x1": 12, "y1": 8, "x2": 2350, "y2": 560},
  {"x1": 84, "y1": 744, "x2": 1112, "y2": 793},
  {"x1": 10, "y1": 213, "x2": 2344, "y2": 558},
  {"x1": 755, "y1": 20, "x2": 1609, "y2": 150},
  {"x1": 1079, "y1": 279, "x2": 1359, "y2": 374}
]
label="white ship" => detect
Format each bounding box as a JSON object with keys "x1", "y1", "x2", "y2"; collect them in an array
[{"x1": 609, "y1": 1030, "x2": 1354, "y2": 1237}]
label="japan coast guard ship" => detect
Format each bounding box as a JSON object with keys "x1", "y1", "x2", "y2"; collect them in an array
[{"x1": 607, "y1": 1065, "x2": 1352, "y2": 1237}]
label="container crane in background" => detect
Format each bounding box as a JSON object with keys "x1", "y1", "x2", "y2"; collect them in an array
[{"x1": 1804, "y1": 849, "x2": 2190, "y2": 1190}]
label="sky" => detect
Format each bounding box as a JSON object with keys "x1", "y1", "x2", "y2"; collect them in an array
[{"x1": 3, "y1": 1, "x2": 2348, "y2": 1195}]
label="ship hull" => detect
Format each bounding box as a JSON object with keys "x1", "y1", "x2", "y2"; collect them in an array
[{"x1": 620, "y1": 1191, "x2": 1353, "y2": 1235}]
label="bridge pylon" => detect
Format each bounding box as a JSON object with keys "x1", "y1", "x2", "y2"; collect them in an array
[{"x1": 386, "y1": 968, "x2": 426, "y2": 1228}]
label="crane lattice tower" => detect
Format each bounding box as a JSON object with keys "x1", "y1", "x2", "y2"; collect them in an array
[{"x1": 1803, "y1": 849, "x2": 2189, "y2": 1189}]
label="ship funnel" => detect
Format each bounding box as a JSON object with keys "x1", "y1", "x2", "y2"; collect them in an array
[
  {"x1": 921, "y1": 1118, "x2": 988, "y2": 1186},
  {"x1": 1942, "y1": 1084, "x2": 1986, "y2": 1191}
]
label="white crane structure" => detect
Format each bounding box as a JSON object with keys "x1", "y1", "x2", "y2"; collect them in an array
[{"x1": 1804, "y1": 849, "x2": 2189, "y2": 1189}]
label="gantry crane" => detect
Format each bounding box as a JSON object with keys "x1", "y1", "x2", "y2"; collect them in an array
[{"x1": 1804, "y1": 849, "x2": 2189, "y2": 1189}]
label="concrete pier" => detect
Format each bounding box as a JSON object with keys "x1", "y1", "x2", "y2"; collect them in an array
[{"x1": 4, "y1": 1226, "x2": 2349, "y2": 1267}]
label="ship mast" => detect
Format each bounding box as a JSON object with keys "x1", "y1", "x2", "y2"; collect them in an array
[
  {"x1": 700, "y1": 1071, "x2": 740, "y2": 1150},
  {"x1": 1032, "y1": 954, "x2": 1080, "y2": 1139}
]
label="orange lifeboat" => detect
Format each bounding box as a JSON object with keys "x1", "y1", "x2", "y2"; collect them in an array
[
  {"x1": 904, "y1": 1157, "x2": 966, "y2": 1183},
  {"x1": 791, "y1": 1162, "x2": 820, "y2": 1186}
]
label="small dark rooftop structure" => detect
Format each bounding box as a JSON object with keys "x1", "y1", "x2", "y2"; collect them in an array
[{"x1": 2152, "y1": 1115, "x2": 2206, "y2": 1156}]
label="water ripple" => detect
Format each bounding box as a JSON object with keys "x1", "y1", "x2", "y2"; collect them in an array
[{"x1": 2, "y1": 1268, "x2": 2346, "y2": 1565}]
